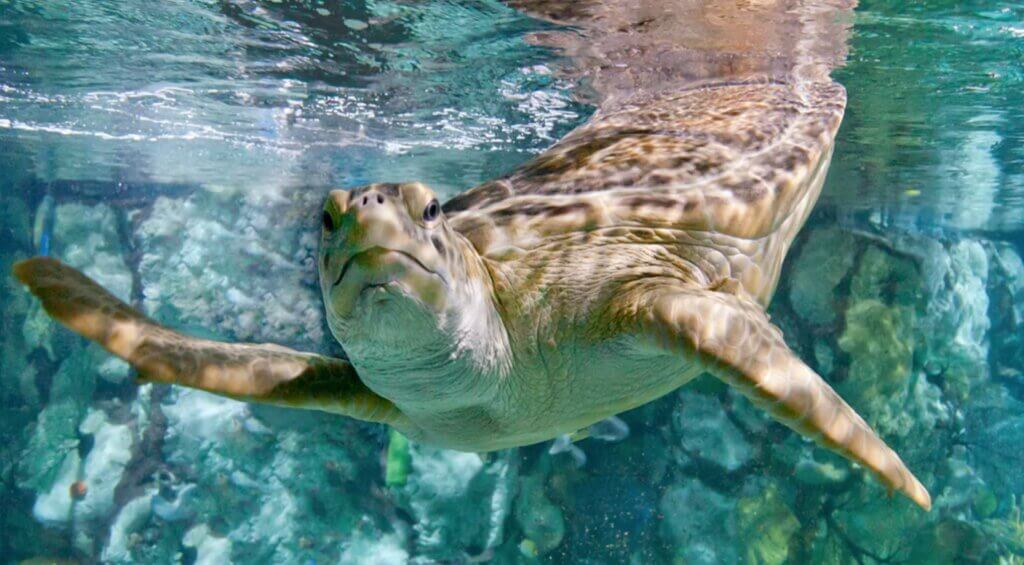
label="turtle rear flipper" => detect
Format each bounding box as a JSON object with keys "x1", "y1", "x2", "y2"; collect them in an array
[
  {"x1": 13, "y1": 257, "x2": 402, "y2": 424},
  {"x1": 637, "y1": 284, "x2": 931, "y2": 510}
]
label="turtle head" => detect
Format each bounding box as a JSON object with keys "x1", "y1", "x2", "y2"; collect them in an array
[
  {"x1": 319, "y1": 182, "x2": 508, "y2": 379},
  {"x1": 320, "y1": 182, "x2": 453, "y2": 322}
]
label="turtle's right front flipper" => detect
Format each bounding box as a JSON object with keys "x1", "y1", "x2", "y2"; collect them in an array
[
  {"x1": 634, "y1": 284, "x2": 931, "y2": 510},
  {"x1": 13, "y1": 257, "x2": 403, "y2": 425}
]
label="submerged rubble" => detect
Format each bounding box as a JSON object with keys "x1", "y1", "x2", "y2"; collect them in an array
[{"x1": 1, "y1": 185, "x2": 1023, "y2": 563}]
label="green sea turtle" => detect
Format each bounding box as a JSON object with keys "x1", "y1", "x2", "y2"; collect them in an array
[{"x1": 12, "y1": 0, "x2": 931, "y2": 510}]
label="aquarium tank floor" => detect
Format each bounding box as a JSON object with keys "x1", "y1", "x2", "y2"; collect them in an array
[{"x1": 1, "y1": 0, "x2": 1023, "y2": 563}]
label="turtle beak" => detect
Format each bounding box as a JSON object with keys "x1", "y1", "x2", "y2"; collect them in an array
[
  {"x1": 329, "y1": 187, "x2": 409, "y2": 270},
  {"x1": 321, "y1": 187, "x2": 406, "y2": 284}
]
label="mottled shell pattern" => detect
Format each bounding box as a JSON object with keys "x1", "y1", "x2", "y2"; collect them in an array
[{"x1": 445, "y1": 0, "x2": 852, "y2": 303}]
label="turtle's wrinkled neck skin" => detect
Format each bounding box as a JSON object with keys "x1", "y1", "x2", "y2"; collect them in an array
[{"x1": 319, "y1": 183, "x2": 511, "y2": 424}]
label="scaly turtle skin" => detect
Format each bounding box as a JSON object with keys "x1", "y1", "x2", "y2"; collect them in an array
[{"x1": 12, "y1": 0, "x2": 932, "y2": 510}]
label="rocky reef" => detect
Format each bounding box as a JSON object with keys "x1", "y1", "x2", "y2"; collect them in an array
[{"x1": 2, "y1": 185, "x2": 1023, "y2": 564}]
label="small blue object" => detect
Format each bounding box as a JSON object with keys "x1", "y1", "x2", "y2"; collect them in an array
[{"x1": 36, "y1": 194, "x2": 55, "y2": 257}]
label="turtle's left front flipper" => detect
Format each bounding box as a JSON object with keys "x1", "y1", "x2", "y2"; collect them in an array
[
  {"x1": 13, "y1": 257, "x2": 403, "y2": 425},
  {"x1": 636, "y1": 284, "x2": 931, "y2": 510}
]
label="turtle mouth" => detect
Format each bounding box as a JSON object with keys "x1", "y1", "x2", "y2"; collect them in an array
[{"x1": 332, "y1": 247, "x2": 440, "y2": 289}]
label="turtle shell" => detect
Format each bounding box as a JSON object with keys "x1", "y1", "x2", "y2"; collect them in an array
[{"x1": 445, "y1": 79, "x2": 845, "y2": 255}]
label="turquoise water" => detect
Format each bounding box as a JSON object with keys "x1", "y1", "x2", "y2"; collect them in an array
[{"x1": 1, "y1": 0, "x2": 1022, "y2": 563}]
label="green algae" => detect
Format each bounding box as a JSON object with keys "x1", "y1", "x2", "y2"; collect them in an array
[
  {"x1": 975, "y1": 487, "x2": 1000, "y2": 519},
  {"x1": 514, "y1": 473, "x2": 565, "y2": 556},
  {"x1": 736, "y1": 485, "x2": 799, "y2": 565},
  {"x1": 909, "y1": 519, "x2": 1001, "y2": 563},
  {"x1": 16, "y1": 348, "x2": 99, "y2": 492},
  {"x1": 982, "y1": 497, "x2": 1024, "y2": 557},
  {"x1": 849, "y1": 245, "x2": 920, "y2": 306},
  {"x1": 385, "y1": 429, "x2": 411, "y2": 487},
  {"x1": 837, "y1": 300, "x2": 915, "y2": 413}
]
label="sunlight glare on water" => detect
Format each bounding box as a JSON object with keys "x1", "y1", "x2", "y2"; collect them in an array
[{"x1": 0, "y1": 0, "x2": 585, "y2": 195}]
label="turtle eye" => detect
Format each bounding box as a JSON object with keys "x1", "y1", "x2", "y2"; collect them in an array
[
  {"x1": 322, "y1": 211, "x2": 335, "y2": 232},
  {"x1": 422, "y1": 199, "x2": 440, "y2": 223}
]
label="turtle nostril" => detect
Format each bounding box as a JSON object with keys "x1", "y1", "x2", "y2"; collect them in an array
[
  {"x1": 362, "y1": 195, "x2": 368, "y2": 206},
  {"x1": 377, "y1": 193, "x2": 384, "y2": 204},
  {"x1": 322, "y1": 211, "x2": 335, "y2": 232}
]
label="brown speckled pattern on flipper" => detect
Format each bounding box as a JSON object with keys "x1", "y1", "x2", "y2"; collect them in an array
[
  {"x1": 12, "y1": 257, "x2": 402, "y2": 424},
  {"x1": 634, "y1": 285, "x2": 932, "y2": 510}
]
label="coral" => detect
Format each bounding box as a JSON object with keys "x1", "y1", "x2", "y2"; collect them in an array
[
  {"x1": 52, "y1": 203, "x2": 132, "y2": 302},
  {"x1": 183, "y1": 524, "x2": 233, "y2": 565},
  {"x1": 22, "y1": 303, "x2": 57, "y2": 361},
  {"x1": 672, "y1": 389, "x2": 752, "y2": 472},
  {"x1": 101, "y1": 490, "x2": 156, "y2": 563},
  {"x1": 1, "y1": 182, "x2": 1020, "y2": 564},
  {"x1": 31, "y1": 451, "x2": 81, "y2": 525},
  {"x1": 136, "y1": 193, "x2": 325, "y2": 348},
  {"x1": 915, "y1": 239, "x2": 991, "y2": 399},
  {"x1": 73, "y1": 409, "x2": 134, "y2": 523},
  {"x1": 788, "y1": 227, "x2": 858, "y2": 327},
  {"x1": 339, "y1": 528, "x2": 409, "y2": 564},
  {"x1": 0, "y1": 261, "x2": 37, "y2": 406},
  {"x1": 834, "y1": 239, "x2": 954, "y2": 444},
  {"x1": 908, "y1": 519, "x2": 1001, "y2": 563},
  {"x1": 513, "y1": 473, "x2": 565, "y2": 556},
  {"x1": 0, "y1": 193, "x2": 32, "y2": 251},
  {"x1": 20, "y1": 201, "x2": 132, "y2": 364},
  {"x1": 794, "y1": 451, "x2": 849, "y2": 486},
  {"x1": 988, "y1": 243, "x2": 1024, "y2": 372},
  {"x1": 736, "y1": 485, "x2": 799, "y2": 565},
  {"x1": 395, "y1": 444, "x2": 517, "y2": 561},
  {"x1": 848, "y1": 244, "x2": 919, "y2": 305},
  {"x1": 837, "y1": 299, "x2": 914, "y2": 423},
  {"x1": 17, "y1": 345, "x2": 102, "y2": 493},
  {"x1": 659, "y1": 481, "x2": 738, "y2": 564},
  {"x1": 159, "y1": 387, "x2": 375, "y2": 563},
  {"x1": 982, "y1": 497, "x2": 1024, "y2": 557}
]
